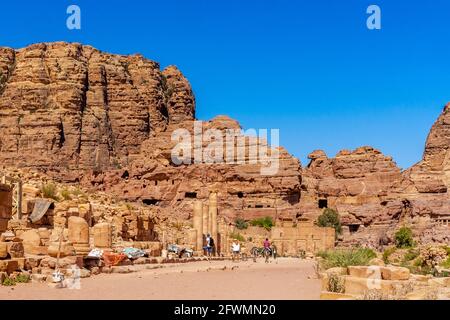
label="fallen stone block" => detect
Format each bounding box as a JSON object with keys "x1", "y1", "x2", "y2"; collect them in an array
[
  {"x1": 326, "y1": 267, "x2": 348, "y2": 276},
  {"x1": 380, "y1": 266, "x2": 410, "y2": 280},
  {"x1": 24, "y1": 245, "x2": 48, "y2": 255},
  {"x1": 410, "y1": 274, "x2": 430, "y2": 282},
  {"x1": 30, "y1": 273, "x2": 47, "y2": 283},
  {"x1": 348, "y1": 266, "x2": 381, "y2": 279},
  {"x1": 343, "y1": 276, "x2": 396, "y2": 295},
  {"x1": 0, "y1": 241, "x2": 7, "y2": 258},
  {"x1": 47, "y1": 242, "x2": 75, "y2": 258},
  {"x1": 11, "y1": 258, "x2": 25, "y2": 270},
  {"x1": 428, "y1": 277, "x2": 450, "y2": 287},
  {"x1": 7, "y1": 241, "x2": 24, "y2": 258},
  {"x1": 25, "y1": 256, "x2": 44, "y2": 270},
  {"x1": 0, "y1": 259, "x2": 19, "y2": 274}
]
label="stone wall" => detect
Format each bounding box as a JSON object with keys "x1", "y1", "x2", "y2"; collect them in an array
[
  {"x1": 0, "y1": 184, "x2": 12, "y2": 232},
  {"x1": 271, "y1": 221, "x2": 335, "y2": 255}
]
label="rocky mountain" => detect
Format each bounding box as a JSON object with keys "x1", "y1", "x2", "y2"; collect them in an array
[
  {"x1": 0, "y1": 42, "x2": 194, "y2": 174},
  {"x1": 0, "y1": 42, "x2": 301, "y2": 222}
]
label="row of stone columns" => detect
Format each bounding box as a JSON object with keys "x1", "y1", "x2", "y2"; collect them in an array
[{"x1": 193, "y1": 192, "x2": 218, "y2": 254}]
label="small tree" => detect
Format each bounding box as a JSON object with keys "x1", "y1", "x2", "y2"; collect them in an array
[
  {"x1": 234, "y1": 217, "x2": 248, "y2": 230},
  {"x1": 395, "y1": 226, "x2": 414, "y2": 249},
  {"x1": 317, "y1": 208, "x2": 342, "y2": 236}
]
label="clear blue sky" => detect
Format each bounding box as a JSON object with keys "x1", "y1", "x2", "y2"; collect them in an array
[{"x1": 2, "y1": 0, "x2": 450, "y2": 169}]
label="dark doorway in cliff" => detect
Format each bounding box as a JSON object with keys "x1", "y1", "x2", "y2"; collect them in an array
[
  {"x1": 255, "y1": 204, "x2": 264, "y2": 209},
  {"x1": 143, "y1": 199, "x2": 159, "y2": 206},
  {"x1": 318, "y1": 199, "x2": 328, "y2": 209},
  {"x1": 349, "y1": 224, "x2": 360, "y2": 233},
  {"x1": 237, "y1": 192, "x2": 244, "y2": 198},
  {"x1": 121, "y1": 170, "x2": 129, "y2": 179},
  {"x1": 284, "y1": 192, "x2": 300, "y2": 205},
  {"x1": 185, "y1": 192, "x2": 197, "y2": 199}
]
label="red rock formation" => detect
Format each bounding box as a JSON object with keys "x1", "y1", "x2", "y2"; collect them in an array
[
  {"x1": 0, "y1": 42, "x2": 449, "y2": 246},
  {"x1": 0, "y1": 42, "x2": 194, "y2": 175},
  {"x1": 0, "y1": 43, "x2": 301, "y2": 222},
  {"x1": 301, "y1": 146, "x2": 402, "y2": 224}
]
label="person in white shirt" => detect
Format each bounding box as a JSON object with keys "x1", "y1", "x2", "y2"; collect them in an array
[{"x1": 231, "y1": 241, "x2": 241, "y2": 261}]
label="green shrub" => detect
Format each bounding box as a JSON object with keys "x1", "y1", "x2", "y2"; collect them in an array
[
  {"x1": 441, "y1": 257, "x2": 450, "y2": 269},
  {"x1": 234, "y1": 217, "x2": 248, "y2": 230},
  {"x1": 15, "y1": 274, "x2": 30, "y2": 283},
  {"x1": 250, "y1": 217, "x2": 274, "y2": 231},
  {"x1": 317, "y1": 248, "x2": 376, "y2": 269},
  {"x1": 327, "y1": 273, "x2": 345, "y2": 293},
  {"x1": 41, "y1": 183, "x2": 59, "y2": 201},
  {"x1": 316, "y1": 208, "x2": 342, "y2": 236},
  {"x1": 72, "y1": 187, "x2": 87, "y2": 198},
  {"x1": 442, "y1": 246, "x2": 450, "y2": 256},
  {"x1": 229, "y1": 232, "x2": 245, "y2": 242},
  {"x1": 383, "y1": 247, "x2": 396, "y2": 264},
  {"x1": 60, "y1": 188, "x2": 72, "y2": 201},
  {"x1": 2, "y1": 277, "x2": 16, "y2": 286},
  {"x1": 394, "y1": 227, "x2": 414, "y2": 248},
  {"x1": 403, "y1": 248, "x2": 420, "y2": 262}
]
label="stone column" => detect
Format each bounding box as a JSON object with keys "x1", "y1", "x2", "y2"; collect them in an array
[
  {"x1": 202, "y1": 203, "x2": 209, "y2": 236},
  {"x1": 209, "y1": 192, "x2": 218, "y2": 255},
  {"x1": 68, "y1": 216, "x2": 90, "y2": 255},
  {"x1": 93, "y1": 222, "x2": 112, "y2": 248},
  {"x1": 193, "y1": 201, "x2": 203, "y2": 252}
]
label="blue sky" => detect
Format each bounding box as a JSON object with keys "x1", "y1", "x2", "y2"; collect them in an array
[{"x1": 2, "y1": 0, "x2": 450, "y2": 169}]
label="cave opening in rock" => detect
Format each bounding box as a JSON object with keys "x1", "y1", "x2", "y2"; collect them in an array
[
  {"x1": 237, "y1": 192, "x2": 244, "y2": 198},
  {"x1": 318, "y1": 199, "x2": 328, "y2": 209},
  {"x1": 185, "y1": 192, "x2": 197, "y2": 198},
  {"x1": 349, "y1": 224, "x2": 360, "y2": 233},
  {"x1": 255, "y1": 204, "x2": 264, "y2": 208},
  {"x1": 121, "y1": 170, "x2": 129, "y2": 179},
  {"x1": 143, "y1": 199, "x2": 159, "y2": 205}
]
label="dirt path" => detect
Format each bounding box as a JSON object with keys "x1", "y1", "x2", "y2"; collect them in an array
[{"x1": 0, "y1": 258, "x2": 320, "y2": 300}]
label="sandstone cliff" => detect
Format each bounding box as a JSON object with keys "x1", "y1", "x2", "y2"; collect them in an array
[
  {"x1": 0, "y1": 42, "x2": 195, "y2": 174},
  {"x1": 0, "y1": 42, "x2": 302, "y2": 222}
]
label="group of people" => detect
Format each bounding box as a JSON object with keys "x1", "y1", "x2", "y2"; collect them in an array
[
  {"x1": 231, "y1": 238, "x2": 272, "y2": 263},
  {"x1": 203, "y1": 234, "x2": 274, "y2": 263}
]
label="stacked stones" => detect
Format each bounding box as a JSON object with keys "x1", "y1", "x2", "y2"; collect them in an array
[{"x1": 68, "y1": 216, "x2": 90, "y2": 256}]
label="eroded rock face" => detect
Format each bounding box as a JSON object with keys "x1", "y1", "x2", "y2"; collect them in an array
[
  {"x1": 0, "y1": 42, "x2": 302, "y2": 222},
  {"x1": 81, "y1": 115, "x2": 302, "y2": 221},
  {"x1": 0, "y1": 42, "x2": 195, "y2": 176},
  {"x1": 301, "y1": 146, "x2": 402, "y2": 224},
  {"x1": 301, "y1": 108, "x2": 450, "y2": 247}
]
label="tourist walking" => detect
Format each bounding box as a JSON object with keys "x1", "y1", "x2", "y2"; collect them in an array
[
  {"x1": 263, "y1": 238, "x2": 271, "y2": 263},
  {"x1": 231, "y1": 241, "x2": 241, "y2": 262},
  {"x1": 203, "y1": 234, "x2": 214, "y2": 257}
]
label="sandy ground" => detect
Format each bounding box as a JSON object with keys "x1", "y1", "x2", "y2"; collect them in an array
[{"x1": 0, "y1": 258, "x2": 320, "y2": 300}]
